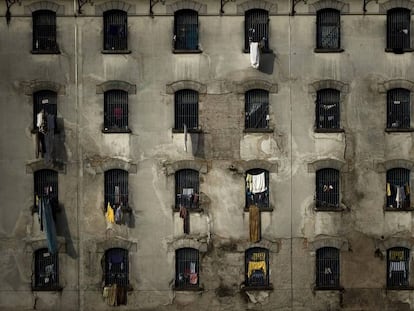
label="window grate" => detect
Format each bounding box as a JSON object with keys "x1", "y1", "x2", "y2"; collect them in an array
[
  {"x1": 245, "y1": 247, "x2": 269, "y2": 287},
  {"x1": 174, "y1": 90, "x2": 198, "y2": 130},
  {"x1": 175, "y1": 248, "x2": 199, "y2": 289},
  {"x1": 33, "y1": 10, "x2": 57, "y2": 52},
  {"x1": 175, "y1": 169, "x2": 199, "y2": 209},
  {"x1": 387, "y1": 88, "x2": 410, "y2": 129},
  {"x1": 316, "y1": 247, "x2": 340, "y2": 288},
  {"x1": 387, "y1": 247, "x2": 410, "y2": 288},
  {"x1": 316, "y1": 89, "x2": 340, "y2": 129},
  {"x1": 246, "y1": 168, "x2": 269, "y2": 209},
  {"x1": 316, "y1": 168, "x2": 339, "y2": 209},
  {"x1": 317, "y1": 9, "x2": 340, "y2": 49},
  {"x1": 34, "y1": 169, "x2": 58, "y2": 206},
  {"x1": 387, "y1": 8, "x2": 410, "y2": 51},
  {"x1": 104, "y1": 10, "x2": 128, "y2": 51},
  {"x1": 34, "y1": 248, "x2": 59, "y2": 289},
  {"x1": 104, "y1": 248, "x2": 129, "y2": 286},
  {"x1": 174, "y1": 10, "x2": 198, "y2": 50},
  {"x1": 245, "y1": 89, "x2": 269, "y2": 129},
  {"x1": 104, "y1": 90, "x2": 129, "y2": 131},
  {"x1": 245, "y1": 9, "x2": 269, "y2": 51},
  {"x1": 105, "y1": 169, "x2": 128, "y2": 208},
  {"x1": 386, "y1": 168, "x2": 410, "y2": 209},
  {"x1": 33, "y1": 91, "x2": 57, "y2": 130}
]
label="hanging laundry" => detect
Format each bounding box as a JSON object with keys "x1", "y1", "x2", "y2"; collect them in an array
[
  {"x1": 43, "y1": 198, "x2": 58, "y2": 254},
  {"x1": 249, "y1": 205, "x2": 260, "y2": 243},
  {"x1": 395, "y1": 186, "x2": 406, "y2": 208},
  {"x1": 106, "y1": 202, "x2": 115, "y2": 224},
  {"x1": 247, "y1": 260, "x2": 266, "y2": 278},
  {"x1": 246, "y1": 174, "x2": 253, "y2": 192},
  {"x1": 387, "y1": 183, "x2": 391, "y2": 196},
  {"x1": 114, "y1": 186, "x2": 120, "y2": 204},
  {"x1": 389, "y1": 261, "x2": 406, "y2": 278},
  {"x1": 115, "y1": 205, "x2": 122, "y2": 224},
  {"x1": 179, "y1": 206, "x2": 189, "y2": 234},
  {"x1": 189, "y1": 273, "x2": 198, "y2": 285},
  {"x1": 249, "y1": 42, "x2": 260, "y2": 69},
  {"x1": 251, "y1": 172, "x2": 266, "y2": 194}
]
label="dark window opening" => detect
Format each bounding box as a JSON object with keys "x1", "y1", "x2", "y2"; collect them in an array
[
  {"x1": 174, "y1": 10, "x2": 198, "y2": 50},
  {"x1": 245, "y1": 247, "x2": 270, "y2": 287},
  {"x1": 387, "y1": 88, "x2": 410, "y2": 129},
  {"x1": 246, "y1": 168, "x2": 269, "y2": 209},
  {"x1": 386, "y1": 168, "x2": 410, "y2": 209},
  {"x1": 34, "y1": 169, "x2": 58, "y2": 212},
  {"x1": 245, "y1": 89, "x2": 269, "y2": 129},
  {"x1": 316, "y1": 89, "x2": 340, "y2": 130},
  {"x1": 103, "y1": 248, "x2": 128, "y2": 305},
  {"x1": 317, "y1": 9, "x2": 340, "y2": 50},
  {"x1": 387, "y1": 247, "x2": 410, "y2": 288},
  {"x1": 245, "y1": 9, "x2": 269, "y2": 51},
  {"x1": 316, "y1": 168, "x2": 340, "y2": 209},
  {"x1": 33, "y1": 91, "x2": 57, "y2": 131},
  {"x1": 104, "y1": 90, "x2": 129, "y2": 132},
  {"x1": 104, "y1": 169, "x2": 131, "y2": 225},
  {"x1": 174, "y1": 89, "x2": 198, "y2": 130},
  {"x1": 175, "y1": 169, "x2": 199, "y2": 209},
  {"x1": 175, "y1": 248, "x2": 199, "y2": 289},
  {"x1": 104, "y1": 10, "x2": 128, "y2": 51},
  {"x1": 387, "y1": 8, "x2": 411, "y2": 51},
  {"x1": 32, "y1": 10, "x2": 58, "y2": 52},
  {"x1": 316, "y1": 247, "x2": 340, "y2": 288},
  {"x1": 33, "y1": 248, "x2": 59, "y2": 290}
]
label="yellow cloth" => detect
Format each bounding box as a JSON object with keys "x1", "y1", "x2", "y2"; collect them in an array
[
  {"x1": 248, "y1": 261, "x2": 266, "y2": 278},
  {"x1": 246, "y1": 174, "x2": 253, "y2": 192},
  {"x1": 405, "y1": 183, "x2": 410, "y2": 195},
  {"x1": 106, "y1": 202, "x2": 115, "y2": 224},
  {"x1": 249, "y1": 205, "x2": 260, "y2": 243},
  {"x1": 387, "y1": 183, "x2": 391, "y2": 196}
]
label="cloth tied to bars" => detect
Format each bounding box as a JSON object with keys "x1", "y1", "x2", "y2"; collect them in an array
[
  {"x1": 389, "y1": 261, "x2": 407, "y2": 278},
  {"x1": 42, "y1": 198, "x2": 58, "y2": 254},
  {"x1": 248, "y1": 261, "x2": 266, "y2": 278},
  {"x1": 249, "y1": 42, "x2": 260, "y2": 69},
  {"x1": 249, "y1": 205, "x2": 260, "y2": 243},
  {"x1": 249, "y1": 172, "x2": 266, "y2": 194}
]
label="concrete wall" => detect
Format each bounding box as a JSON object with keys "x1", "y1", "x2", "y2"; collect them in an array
[{"x1": 0, "y1": 0, "x2": 414, "y2": 310}]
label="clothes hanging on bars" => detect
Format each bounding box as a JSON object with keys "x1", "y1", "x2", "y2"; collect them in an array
[
  {"x1": 43, "y1": 198, "x2": 58, "y2": 254},
  {"x1": 249, "y1": 42, "x2": 260, "y2": 69},
  {"x1": 249, "y1": 205, "x2": 260, "y2": 243}
]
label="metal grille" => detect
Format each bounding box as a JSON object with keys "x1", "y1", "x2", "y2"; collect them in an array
[
  {"x1": 245, "y1": 89, "x2": 269, "y2": 129},
  {"x1": 387, "y1": 88, "x2": 410, "y2": 129},
  {"x1": 316, "y1": 89, "x2": 340, "y2": 129},
  {"x1": 245, "y1": 247, "x2": 269, "y2": 287},
  {"x1": 317, "y1": 9, "x2": 340, "y2": 49},
  {"x1": 387, "y1": 247, "x2": 410, "y2": 288},
  {"x1": 316, "y1": 168, "x2": 339, "y2": 209},
  {"x1": 245, "y1": 9, "x2": 269, "y2": 51},
  {"x1": 104, "y1": 248, "x2": 129, "y2": 286},
  {"x1": 34, "y1": 248, "x2": 59, "y2": 289},
  {"x1": 387, "y1": 8, "x2": 410, "y2": 51},
  {"x1": 175, "y1": 248, "x2": 199, "y2": 289},
  {"x1": 174, "y1": 10, "x2": 198, "y2": 50},
  {"x1": 175, "y1": 169, "x2": 199, "y2": 208},
  {"x1": 104, "y1": 10, "x2": 128, "y2": 51},
  {"x1": 246, "y1": 168, "x2": 269, "y2": 209},
  {"x1": 104, "y1": 169, "x2": 128, "y2": 208},
  {"x1": 316, "y1": 247, "x2": 340, "y2": 288},
  {"x1": 32, "y1": 10, "x2": 57, "y2": 52},
  {"x1": 386, "y1": 168, "x2": 410, "y2": 209},
  {"x1": 174, "y1": 90, "x2": 198, "y2": 130},
  {"x1": 33, "y1": 91, "x2": 57, "y2": 129},
  {"x1": 34, "y1": 169, "x2": 58, "y2": 206},
  {"x1": 104, "y1": 90, "x2": 129, "y2": 131}
]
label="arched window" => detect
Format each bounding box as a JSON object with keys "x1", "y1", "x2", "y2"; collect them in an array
[
  {"x1": 175, "y1": 169, "x2": 199, "y2": 209},
  {"x1": 245, "y1": 9, "x2": 269, "y2": 51},
  {"x1": 174, "y1": 10, "x2": 199, "y2": 51},
  {"x1": 316, "y1": 9, "x2": 341, "y2": 50},
  {"x1": 174, "y1": 89, "x2": 199, "y2": 131},
  {"x1": 245, "y1": 247, "x2": 270, "y2": 287},
  {"x1": 103, "y1": 248, "x2": 129, "y2": 305},
  {"x1": 103, "y1": 10, "x2": 128, "y2": 51},
  {"x1": 387, "y1": 247, "x2": 410, "y2": 288},
  {"x1": 105, "y1": 169, "x2": 128, "y2": 208},
  {"x1": 316, "y1": 168, "x2": 340, "y2": 209},
  {"x1": 245, "y1": 89, "x2": 269, "y2": 130},
  {"x1": 32, "y1": 10, "x2": 58, "y2": 53},
  {"x1": 316, "y1": 247, "x2": 340, "y2": 288},
  {"x1": 386, "y1": 168, "x2": 410, "y2": 209},
  {"x1": 103, "y1": 90, "x2": 129, "y2": 132},
  {"x1": 246, "y1": 168, "x2": 269, "y2": 209},
  {"x1": 175, "y1": 248, "x2": 199, "y2": 289},
  {"x1": 386, "y1": 88, "x2": 410, "y2": 129},
  {"x1": 315, "y1": 88, "x2": 340, "y2": 130}
]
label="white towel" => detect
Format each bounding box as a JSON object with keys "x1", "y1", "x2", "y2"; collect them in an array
[
  {"x1": 252, "y1": 172, "x2": 266, "y2": 194},
  {"x1": 249, "y1": 42, "x2": 260, "y2": 69},
  {"x1": 389, "y1": 261, "x2": 406, "y2": 278}
]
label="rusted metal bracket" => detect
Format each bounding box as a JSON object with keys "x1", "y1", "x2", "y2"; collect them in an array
[
  {"x1": 363, "y1": 0, "x2": 377, "y2": 13},
  {"x1": 150, "y1": 0, "x2": 165, "y2": 17},
  {"x1": 291, "y1": 0, "x2": 307, "y2": 16},
  {"x1": 5, "y1": 0, "x2": 21, "y2": 25},
  {"x1": 220, "y1": 0, "x2": 235, "y2": 15},
  {"x1": 77, "y1": 0, "x2": 93, "y2": 14}
]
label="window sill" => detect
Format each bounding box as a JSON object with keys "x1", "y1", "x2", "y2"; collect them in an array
[
  {"x1": 242, "y1": 284, "x2": 273, "y2": 291},
  {"x1": 32, "y1": 286, "x2": 63, "y2": 292},
  {"x1": 314, "y1": 48, "x2": 344, "y2": 53},
  {"x1": 31, "y1": 50, "x2": 61, "y2": 54},
  {"x1": 244, "y1": 207, "x2": 274, "y2": 212},
  {"x1": 173, "y1": 49, "x2": 202, "y2": 54},
  {"x1": 385, "y1": 48, "x2": 414, "y2": 54},
  {"x1": 243, "y1": 49, "x2": 273, "y2": 54},
  {"x1": 172, "y1": 128, "x2": 203, "y2": 134},
  {"x1": 102, "y1": 128, "x2": 132, "y2": 134},
  {"x1": 101, "y1": 50, "x2": 131, "y2": 54},
  {"x1": 31, "y1": 128, "x2": 61, "y2": 134},
  {"x1": 384, "y1": 206, "x2": 414, "y2": 212},
  {"x1": 314, "y1": 128, "x2": 344, "y2": 133},
  {"x1": 385, "y1": 128, "x2": 414, "y2": 133},
  {"x1": 173, "y1": 207, "x2": 203, "y2": 213},
  {"x1": 174, "y1": 286, "x2": 203, "y2": 292},
  {"x1": 314, "y1": 286, "x2": 344, "y2": 291},
  {"x1": 244, "y1": 128, "x2": 274, "y2": 133},
  {"x1": 315, "y1": 207, "x2": 344, "y2": 212},
  {"x1": 386, "y1": 286, "x2": 414, "y2": 291}
]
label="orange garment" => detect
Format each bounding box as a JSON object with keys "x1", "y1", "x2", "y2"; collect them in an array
[
  {"x1": 249, "y1": 205, "x2": 260, "y2": 243},
  {"x1": 248, "y1": 261, "x2": 267, "y2": 278}
]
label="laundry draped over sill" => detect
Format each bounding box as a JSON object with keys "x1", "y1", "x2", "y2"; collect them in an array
[
  {"x1": 35, "y1": 110, "x2": 57, "y2": 165},
  {"x1": 249, "y1": 205, "x2": 260, "y2": 243},
  {"x1": 36, "y1": 195, "x2": 58, "y2": 254},
  {"x1": 102, "y1": 284, "x2": 127, "y2": 306},
  {"x1": 249, "y1": 42, "x2": 260, "y2": 69}
]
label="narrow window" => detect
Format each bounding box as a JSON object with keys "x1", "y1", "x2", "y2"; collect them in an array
[
  {"x1": 386, "y1": 168, "x2": 410, "y2": 209},
  {"x1": 104, "y1": 169, "x2": 128, "y2": 209},
  {"x1": 316, "y1": 89, "x2": 340, "y2": 130},
  {"x1": 245, "y1": 9, "x2": 269, "y2": 51},
  {"x1": 387, "y1": 247, "x2": 410, "y2": 288},
  {"x1": 174, "y1": 10, "x2": 198, "y2": 51},
  {"x1": 245, "y1": 247, "x2": 270, "y2": 287},
  {"x1": 174, "y1": 89, "x2": 198, "y2": 131},
  {"x1": 175, "y1": 169, "x2": 199, "y2": 209},
  {"x1": 316, "y1": 247, "x2": 340, "y2": 289},
  {"x1": 246, "y1": 168, "x2": 269, "y2": 209},
  {"x1": 34, "y1": 169, "x2": 58, "y2": 212},
  {"x1": 103, "y1": 248, "x2": 128, "y2": 305},
  {"x1": 33, "y1": 91, "x2": 57, "y2": 130},
  {"x1": 104, "y1": 90, "x2": 129, "y2": 132},
  {"x1": 32, "y1": 10, "x2": 58, "y2": 53},
  {"x1": 316, "y1": 9, "x2": 340, "y2": 50},
  {"x1": 316, "y1": 168, "x2": 340, "y2": 209},
  {"x1": 175, "y1": 248, "x2": 199, "y2": 289},
  {"x1": 33, "y1": 248, "x2": 59, "y2": 290},
  {"x1": 245, "y1": 89, "x2": 269, "y2": 130},
  {"x1": 387, "y1": 88, "x2": 410, "y2": 129},
  {"x1": 104, "y1": 10, "x2": 128, "y2": 51},
  {"x1": 387, "y1": 8, "x2": 411, "y2": 52}
]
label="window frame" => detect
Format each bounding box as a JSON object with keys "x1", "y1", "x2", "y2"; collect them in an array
[
  {"x1": 175, "y1": 248, "x2": 200, "y2": 290},
  {"x1": 315, "y1": 247, "x2": 340, "y2": 290},
  {"x1": 32, "y1": 10, "x2": 59, "y2": 54},
  {"x1": 245, "y1": 247, "x2": 271, "y2": 288},
  {"x1": 387, "y1": 247, "x2": 410, "y2": 289},
  {"x1": 103, "y1": 89, "x2": 131, "y2": 133},
  {"x1": 315, "y1": 8, "x2": 343, "y2": 52},
  {"x1": 175, "y1": 169, "x2": 200, "y2": 209},
  {"x1": 33, "y1": 248, "x2": 60, "y2": 291},
  {"x1": 244, "y1": 89, "x2": 270, "y2": 131},
  {"x1": 244, "y1": 9, "x2": 270, "y2": 52},
  {"x1": 103, "y1": 10, "x2": 130, "y2": 53},
  {"x1": 315, "y1": 88, "x2": 341, "y2": 131},
  {"x1": 173, "y1": 89, "x2": 199, "y2": 132},
  {"x1": 173, "y1": 9, "x2": 200, "y2": 53},
  {"x1": 386, "y1": 8, "x2": 412, "y2": 53},
  {"x1": 386, "y1": 88, "x2": 411, "y2": 131},
  {"x1": 315, "y1": 168, "x2": 340, "y2": 210},
  {"x1": 245, "y1": 168, "x2": 270, "y2": 210},
  {"x1": 385, "y1": 168, "x2": 411, "y2": 210}
]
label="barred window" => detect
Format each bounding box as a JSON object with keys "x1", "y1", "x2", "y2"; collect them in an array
[
  {"x1": 387, "y1": 247, "x2": 410, "y2": 288},
  {"x1": 104, "y1": 10, "x2": 128, "y2": 51},
  {"x1": 316, "y1": 9, "x2": 340, "y2": 50},
  {"x1": 245, "y1": 247, "x2": 269, "y2": 287},
  {"x1": 104, "y1": 90, "x2": 129, "y2": 132},
  {"x1": 246, "y1": 168, "x2": 269, "y2": 209},
  {"x1": 316, "y1": 247, "x2": 340, "y2": 288},
  {"x1": 316, "y1": 168, "x2": 340, "y2": 209},
  {"x1": 245, "y1": 89, "x2": 269, "y2": 130},
  {"x1": 32, "y1": 10, "x2": 58, "y2": 53},
  {"x1": 245, "y1": 9, "x2": 269, "y2": 51},
  {"x1": 387, "y1": 88, "x2": 410, "y2": 129},
  {"x1": 175, "y1": 169, "x2": 199, "y2": 209},
  {"x1": 104, "y1": 248, "x2": 129, "y2": 286},
  {"x1": 33, "y1": 248, "x2": 59, "y2": 290},
  {"x1": 387, "y1": 8, "x2": 411, "y2": 52},
  {"x1": 105, "y1": 169, "x2": 128, "y2": 208},
  {"x1": 386, "y1": 168, "x2": 410, "y2": 209},
  {"x1": 33, "y1": 91, "x2": 57, "y2": 130},
  {"x1": 316, "y1": 89, "x2": 340, "y2": 130},
  {"x1": 34, "y1": 169, "x2": 58, "y2": 208},
  {"x1": 174, "y1": 10, "x2": 198, "y2": 51},
  {"x1": 175, "y1": 248, "x2": 199, "y2": 289},
  {"x1": 174, "y1": 89, "x2": 198, "y2": 131}
]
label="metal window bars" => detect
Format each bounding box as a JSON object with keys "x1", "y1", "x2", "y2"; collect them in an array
[
  {"x1": 174, "y1": 90, "x2": 198, "y2": 130},
  {"x1": 387, "y1": 8, "x2": 411, "y2": 51},
  {"x1": 387, "y1": 247, "x2": 410, "y2": 288},
  {"x1": 246, "y1": 168, "x2": 269, "y2": 209},
  {"x1": 104, "y1": 248, "x2": 129, "y2": 286},
  {"x1": 104, "y1": 10, "x2": 128, "y2": 51},
  {"x1": 387, "y1": 88, "x2": 411, "y2": 129},
  {"x1": 245, "y1": 9, "x2": 269, "y2": 51},
  {"x1": 316, "y1": 247, "x2": 340, "y2": 288},
  {"x1": 245, "y1": 247, "x2": 269, "y2": 287},
  {"x1": 175, "y1": 248, "x2": 199, "y2": 289},
  {"x1": 34, "y1": 169, "x2": 58, "y2": 207},
  {"x1": 32, "y1": 10, "x2": 57, "y2": 52},
  {"x1": 317, "y1": 9, "x2": 340, "y2": 49},
  {"x1": 174, "y1": 10, "x2": 198, "y2": 50},
  {"x1": 104, "y1": 169, "x2": 128, "y2": 208},
  {"x1": 245, "y1": 89, "x2": 269, "y2": 129},
  {"x1": 34, "y1": 248, "x2": 59, "y2": 289},
  {"x1": 104, "y1": 90, "x2": 129, "y2": 131},
  {"x1": 33, "y1": 91, "x2": 57, "y2": 130},
  {"x1": 316, "y1": 168, "x2": 340, "y2": 209},
  {"x1": 175, "y1": 169, "x2": 199, "y2": 209},
  {"x1": 386, "y1": 168, "x2": 410, "y2": 209},
  {"x1": 316, "y1": 89, "x2": 340, "y2": 129}
]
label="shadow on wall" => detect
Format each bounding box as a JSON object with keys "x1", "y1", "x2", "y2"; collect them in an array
[
  {"x1": 258, "y1": 53, "x2": 276, "y2": 75},
  {"x1": 55, "y1": 117, "x2": 68, "y2": 164},
  {"x1": 56, "y1": 204, "x2": 77, "y2": 259}
]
